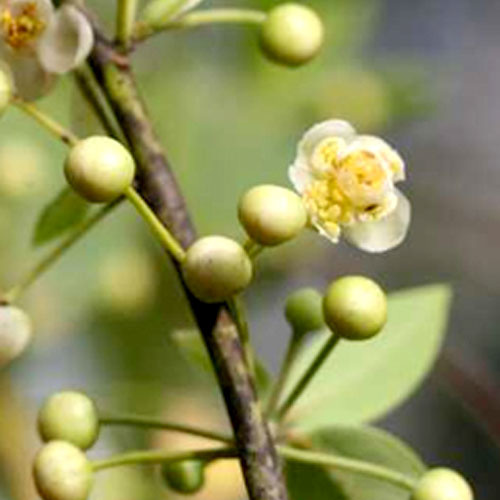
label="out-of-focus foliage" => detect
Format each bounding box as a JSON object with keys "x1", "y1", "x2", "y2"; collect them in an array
[{"x1": 0, "y1": 1, "x2": 437, "y2": 499}]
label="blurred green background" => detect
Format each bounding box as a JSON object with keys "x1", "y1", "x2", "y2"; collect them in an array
[{"x1": 1, "y1": 0, "x2": 499, "y2": 499}]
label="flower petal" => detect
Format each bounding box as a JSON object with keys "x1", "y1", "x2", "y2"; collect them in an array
[
  {"x1": 297, "y1": 119, "x2": 356, "y2": 162},
  {"x1": 342, "y1": 189, "x2": 411, "y2": 253},
  {"x1": 288, "y1": 162, "x2": 314, "y2": 194},
  {"x1": 37, "y1": 5, "x2": 93, "y2": 74},
  {"x1": 352, "y1": 135, "x2": 406, "y2": 182},
  {"x1": 5, "y1": 54, "x2": 56, "y2": 100}
]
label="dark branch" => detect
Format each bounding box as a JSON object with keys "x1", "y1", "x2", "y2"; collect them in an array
[{"x1": 89, "y1": 33, "x2": 288, "y2": 500}]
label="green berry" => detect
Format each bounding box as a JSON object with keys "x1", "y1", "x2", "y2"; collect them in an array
[
  {"x1": 33, "y1": 441, "x2": 93, "y2": 500},
  {"x1": 412, "y1": 468, "x2": 473, "y2": 500},
  {"x1": 260, "y1": 3, "x2": 324, "y2": 66},
  {"x1": 182, "y1": 236, "x2": 253, "y2": 303},
  {"x1": 285, "y1": 288, "x2": 324, "y2": 334},
  {"x1": 38, "y1": 391, "x2": 99, "y2": 450},
  {"x1": 0, "y1": 66, "x2": 12, "y2": 115},
  {"x1": 0, "y1": 305, "x2": 32, "y2": 367},
  {"x1": 64, "y1": 136, "x2": 135, "y2": 203},
  {"x1": 323, "y1": 276, "x2": 387, "y2": 341},
  {"x1": 161, "y1": 460, "x2": 205, "y2": 494},
  {"x1": 238, "y1": 184, "x2": 307, "y2": 246}
]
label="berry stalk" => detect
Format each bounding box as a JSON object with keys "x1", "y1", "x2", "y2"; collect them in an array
[{"x1": 88, "y1": 30, "x2": 289, "y2": 500}]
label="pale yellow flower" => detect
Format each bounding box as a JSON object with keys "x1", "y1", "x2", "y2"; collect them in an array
[
  {"x1": 0, "y1": 0, "x2": 93, "y2": 100},
  {"x1": 289, "y1": 120, "x2": 410, "y2": 252}
]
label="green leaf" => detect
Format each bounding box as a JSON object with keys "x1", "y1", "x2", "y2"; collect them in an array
[
  {"x1": 171, "y1": 328, "x2": 272, "y2": 395},
  {"x1": 33, "y1": 188, "x2": 90, "y2": 246},
  {"x1": 286, "y1": 460, "x2": 347, "y2": 500},
  {"x1": 292, "y1": 425, "x2": 425, "y2": 500},
  {"x1": 284, "y1": 284, "x2": 452, "y2": 429}
]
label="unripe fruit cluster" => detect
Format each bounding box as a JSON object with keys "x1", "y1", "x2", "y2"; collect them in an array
[
  {"x1": 64, "y1": 136, "x2": 135, "y2": 203},
  {"x1": 284, "y1": 288, "x2": 324, "y2": 335},
  {"x1": 33, "y1": 441, "x2": 92, "y2": 500},
  {"x1": 38, "y1": 391, "x2": 99, "y2": 450},
  {"x1": 238, "y1": 184, "x2": 307, "y2": 246},
  {"x1": 411, "y1": 468, "x2": 473, "y2": 500},
  {"x1": 0, "y1": 305, "x2": 32, "y2": 367},
  {"x1": 284, "y1": 276, "x2": 387, "y2": 341},
  {"x1": 323, "y1": 276, "x2": 387, "y2": 340},
  {"x1": 182, "y1": 236, "x2": 252, "y2": 303},
  {"x1": 161, "y1": 460, "x2": 205, "y2": 494},
  {"x1": 260, "y1": 3, "x2": 324, "y2": 66}
]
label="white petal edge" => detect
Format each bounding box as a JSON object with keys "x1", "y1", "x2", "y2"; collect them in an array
[
  {"x1": 342, "y1": 189, "x2": 411, "y2": 253},
  {"x1": 5, "y1": 54, "x2": 56, "y2": 100},
  {"x1": 37, "y1": 5, "x2": 93, "y2": 74},
  {"x1": 288, "y1": 162, "x2": 314, "y2": 194},
  {"x1": 297, "y1": 119, "x2": 357, "y2": 163}
]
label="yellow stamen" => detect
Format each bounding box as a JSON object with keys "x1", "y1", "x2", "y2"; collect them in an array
[{"x1": 1, "y1": 3, "x2": 45, "y2": 50}]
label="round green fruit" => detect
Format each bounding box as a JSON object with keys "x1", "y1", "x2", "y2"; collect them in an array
[
  {"x1": 285, "y1": 288, "x2": 324, "y2": 334},
  {"x1": 38, "y1": 391, "x2": 99, "y2": 450},
  {"x1": 238, "y1": 184, "x2": 307, "y2": 246},
  {"x1": 161, "y1": 460, "x2": 205, "y2": 494},
  {"x1": 182, "y1": 236, "x2": 253, "y2": 303},
  {"x1": 0, "y1": 305, "x2": 32, "y2": 367},
  {"x1": 33, "y1": 441, "x2": 92, "y2": 500},
  {"x1": 323, "y1": 276, "x2": 387, "y2": 340},
  {"x1": 411, "y1": 468, "x2": 473, "y2": 500},
  {"x1": 260, "y1": 3, "x2": 324, "y2": 66},
  {"x1": 64, "y1": 136, "x2": 135, "y2": 203}
]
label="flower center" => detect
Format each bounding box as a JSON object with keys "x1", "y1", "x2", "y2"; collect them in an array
[
  {"x1": 338, "y1": 149, "x2": 387, "y2": 193},
  {"x1": 302, "y1": 177, "x2": 354, "y2": 240},
  {"x1": 1, "y1": 3, "x2": 45, "y2": 50},
  {"x1": 311, "y1": 137, "x2": 345, "y2": 174},
  {"x1": 303, "y1": 143, "x2": 395, "y2": 237}
]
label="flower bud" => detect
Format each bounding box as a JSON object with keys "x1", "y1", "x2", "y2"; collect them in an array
[
  {"x1": 323, "y1": 276, "x2": 387, "y2": 341},
  {"x1": 0, "y1": 305, "x2": 32, "y2": 367},
  {"x1": 182, "y1": 236, "x2": 253, "y2": 303},
  {"x1": 260, "y1": 3, "x2": 324, "y2": 66},
  {"x1": 161, "y1": 460, "x2": 205, "y2": 494},
  {"x1": 284, "y1": 288, "x2": 324, "y2": 335},
  {"x1": 38, "y1": 391, "x2": 99, "y2": 450},
  {"x1": 64, "y1": 136, "x2": 135, "y2": 203},
  {"x1": 33, "y1": 441, "x2": 93, "y2": 500},
  {"x1": 238, "y1": 185, "x2": 307, "y2": 246},
  {"x1": 411, "y1": 468, "x2": 473, "y2": 500},
  {"x1": 0, "y1": 66, "x2": 13, "y2": 115}
]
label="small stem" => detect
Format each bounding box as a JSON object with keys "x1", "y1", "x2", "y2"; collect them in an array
[
  {"x1": 279, "y1": 445, "x2": 418, "y2": 491},
  {"x1": 12, "y1": 98, "x2": 79, "y2": 147},
  {"x1": 74, "y1": 65, "x2": 127, "y2": 143},
  {"x1": 125, "y1": 186, "x2": 186, "y2": 262},
  {"x1": 243, "y1": 239, "x2": 264, "y2": 260},
  {"x1": 116, "y1": 0, "x2": 139, "y2": 47},
  {"x1": 228, "y1": 296, "x2": 256, "y2": 378},
  {"x1": 277, "y1": 333, "x2": 341, "y2": 421},
  {"x1": 3, "y1": 200, "x2": 121, "y2": 304},
  {"x1": 99, "y1": 413, "x2": 233, "y2": 444},
  {"x1": 264, "y1": 331, "x2": 303, "y2": 419},
  {"x1": 93, "y1": 446, "x2": 236, "y2": 471},
  {"x1": 134, "y1": 8, "x2": 266, "y2": 41}
]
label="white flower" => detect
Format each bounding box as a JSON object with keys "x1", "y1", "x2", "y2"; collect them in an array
[
  {"x1": 289, "y1": 119, "x2": 411, "y2": 253},
  {"x1": 0, "y1": 0, "x2": 93, "y2": 100}
]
